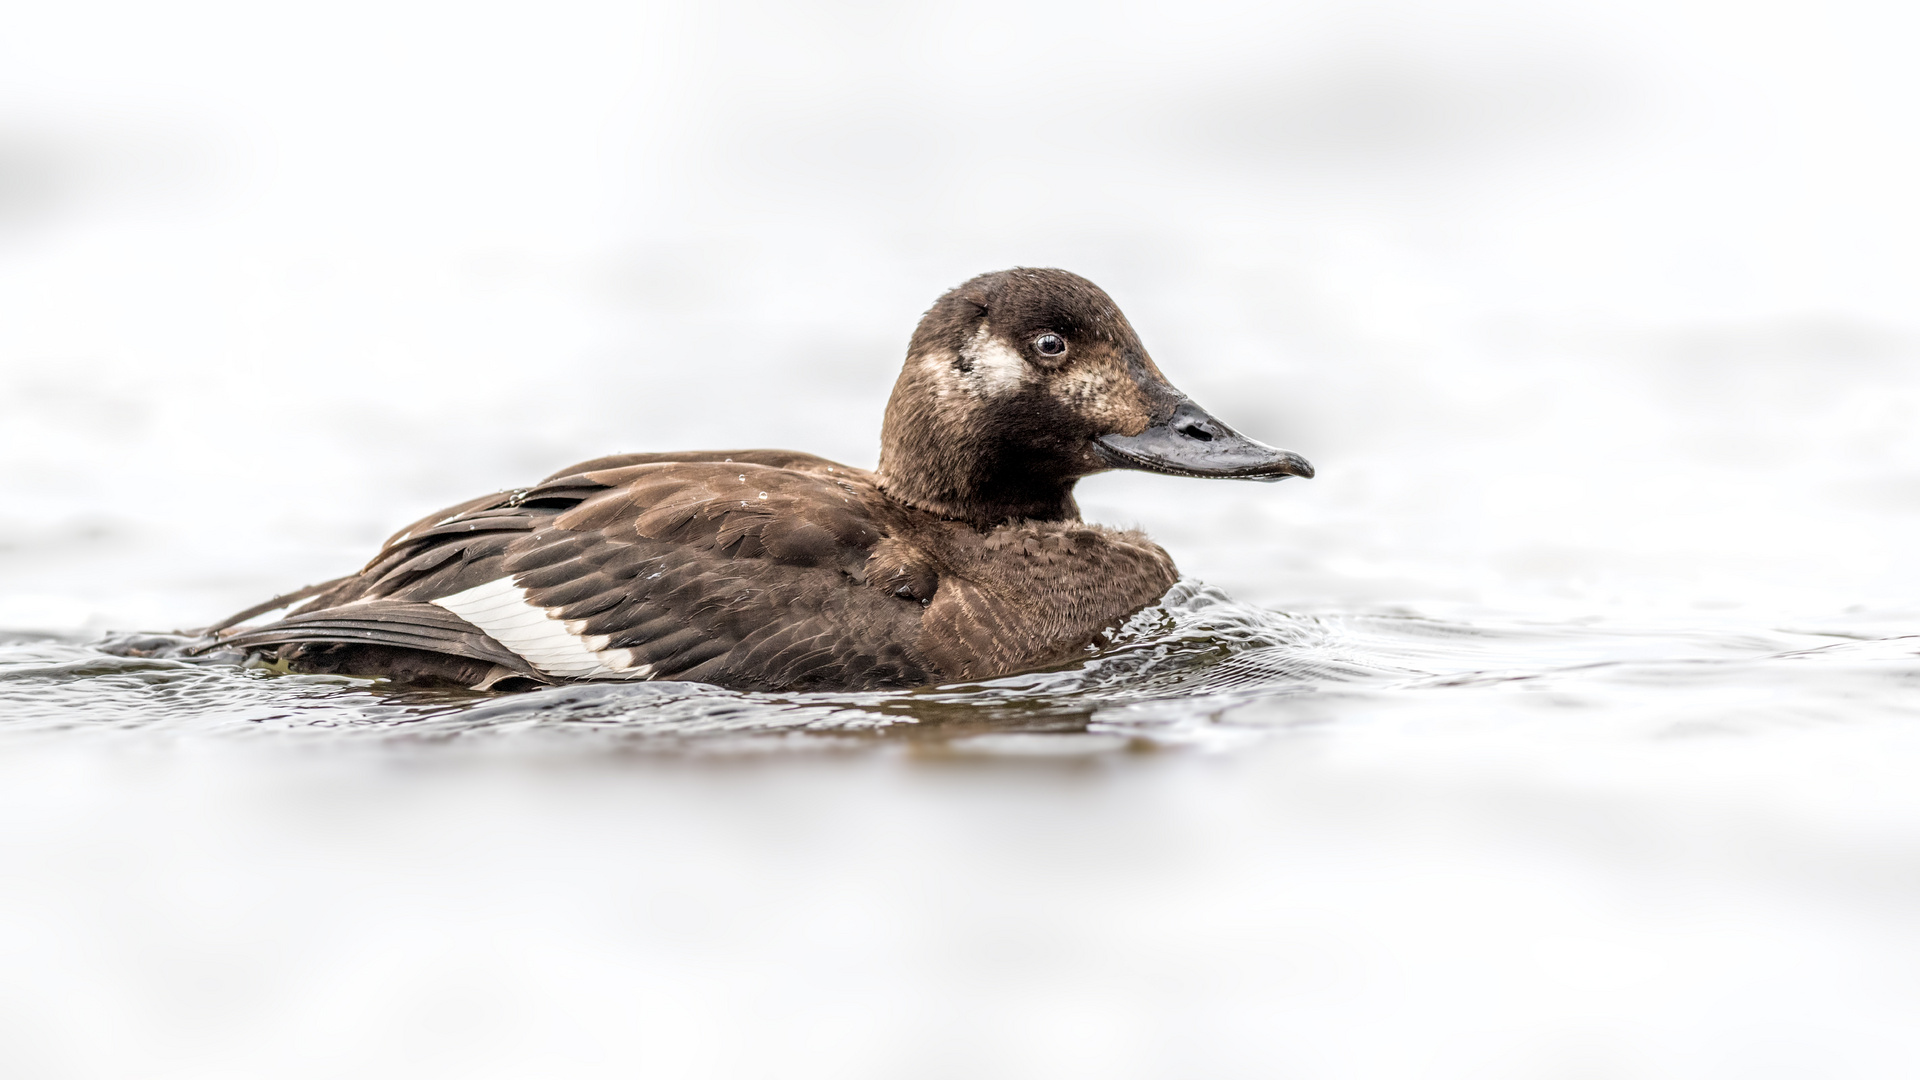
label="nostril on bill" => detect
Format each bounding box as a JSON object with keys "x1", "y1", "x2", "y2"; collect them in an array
[{"x1": 1175, "y1": 422, "x2": 1214, "y2": 441}]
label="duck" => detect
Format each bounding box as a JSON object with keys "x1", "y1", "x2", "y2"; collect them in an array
[{"x1": 192, "y1": 268, "x2": 1313, "y2": 692}]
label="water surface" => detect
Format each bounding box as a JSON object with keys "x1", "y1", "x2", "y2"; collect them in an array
[{"x1": 8, "y1": 582, "x2": 1907, "y2": 756}]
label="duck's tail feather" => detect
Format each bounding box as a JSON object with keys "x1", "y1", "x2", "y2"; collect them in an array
[
  {"x1": 197, "y1": 576, "x2": 356, "y2": 636},
  {"x1": 188, "y1": 599, "x2": 542, "y2": 678}
]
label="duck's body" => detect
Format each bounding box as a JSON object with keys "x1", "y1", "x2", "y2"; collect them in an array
[
  {"x1": 200, "y1": 269, "x2": 1310, "y2": 692},
  {"x1": 216, "y1": 450, "x2": 1178, "y2": 691}
]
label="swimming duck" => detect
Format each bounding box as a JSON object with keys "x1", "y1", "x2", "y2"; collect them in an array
[{"x1": 196, "y1": 268, "x2": 1312, "y2": 692}]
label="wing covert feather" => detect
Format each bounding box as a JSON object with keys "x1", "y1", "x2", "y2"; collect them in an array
[{"x1": 210, "y1": 458, "x2": 935, "y2": 690}]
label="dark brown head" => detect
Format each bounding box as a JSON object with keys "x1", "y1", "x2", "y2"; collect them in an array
[{"x1": 877, "y1": 267, "x2": 1312, "y2": 526}]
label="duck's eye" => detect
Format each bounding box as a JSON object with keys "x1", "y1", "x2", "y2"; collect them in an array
[{"x1": 1034, "y1": 334, "x2": 1067, "y2": 357}]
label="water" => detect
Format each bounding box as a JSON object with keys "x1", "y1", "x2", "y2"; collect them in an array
[
  {"x1": 7, "y1": 584, "x2": 1911, "y2": 755},
  {"x1": 8, "y1": 486, "x2": 1919, "y2": 1080},
  {"x1": 4, "y1": 586, "x2": 1918, "y2": 1079},
  {"x1": 8, "y1": 0, "x2": 1920, "y2": 1075}
]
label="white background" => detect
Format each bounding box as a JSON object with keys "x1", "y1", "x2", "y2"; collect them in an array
[{"x1": 2, "y1": 1, "x2": 1918, "y2": 1076}]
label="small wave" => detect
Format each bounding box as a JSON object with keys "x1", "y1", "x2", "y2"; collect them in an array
[{"x1": 1, "y1": 584, "x2": 1914, "y2": 753}]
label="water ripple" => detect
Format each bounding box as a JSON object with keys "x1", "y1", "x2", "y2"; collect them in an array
[{"x1": 1, "y1": 583, "x2": 1913, "y2": 754}]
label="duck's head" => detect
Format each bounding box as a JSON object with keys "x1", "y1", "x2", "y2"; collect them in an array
[{"x1": 878, "y1": 267, "x2": 1313, "y2": 526}]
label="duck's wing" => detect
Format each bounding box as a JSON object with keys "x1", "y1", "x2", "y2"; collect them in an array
[
  {"x1": 202, "y1": 599, "x2": 540, "y2": 675},
  {"x1": 539, "y1": 449, "x2": 869, "y2": 483},
  {"x1": 202, "y1": 461, "x2": 932, "y2": 691}
]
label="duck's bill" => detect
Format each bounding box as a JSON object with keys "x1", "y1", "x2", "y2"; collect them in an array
[{"x1": 1094, "y1": 398, "x2": 1314, "y2": 482}]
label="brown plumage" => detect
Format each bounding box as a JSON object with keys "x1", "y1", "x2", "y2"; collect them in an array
[{"x1": 194, "y1": 268, "x2": 1312, "y2": 692}]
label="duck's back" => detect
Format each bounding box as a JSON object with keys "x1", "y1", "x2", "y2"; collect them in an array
[{"x1": 206, "y1": 450, "x2": 1178, "y2": 692}]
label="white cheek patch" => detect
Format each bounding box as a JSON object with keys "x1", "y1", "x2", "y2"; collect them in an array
[
  {"x1": 432, "y1": 577, "x2": 655, "y2": 680},
  {"x1": 919, "y1": 353, "x2": 960, "y2": 398},
  {"x1": 958, "y1": 323, "x2": 1028, "y2": 396}
]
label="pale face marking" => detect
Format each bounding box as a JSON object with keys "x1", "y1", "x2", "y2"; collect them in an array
[
  {"x1": 1052, "y1": 364, "x2": 1112, "y2": 406},
  {"x1": 914, "y1": 322, "x2": 1032, "y2": 408},
  {"x1": 1050, "y1": 354, "x2": 1141, "y2": 431},
  {"x1": 957, "y1": 322, "x2": 1028, "y2": 396},
  {"x1": 917, "y1": 352, "x2": 956, "y2": 399},
  {"x1": 432, "y1": 577, "x2": 656, "y2": 680}
]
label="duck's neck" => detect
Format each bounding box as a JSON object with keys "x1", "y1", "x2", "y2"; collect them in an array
[
  {"x1": 878, "y1": 450, "x2": 1083, "y2": 528},
  {"x1": 877, "y1": 368, "x2": 1083, "y2": 529}
]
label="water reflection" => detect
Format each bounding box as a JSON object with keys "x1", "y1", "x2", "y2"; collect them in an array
[{"x1": 7, "y1": 582, "x2": 1910, "y2": 760}]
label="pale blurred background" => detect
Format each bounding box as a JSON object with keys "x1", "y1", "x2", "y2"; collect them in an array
[{"x1": 2, "y1": 0, "x2": 1918, "y2": 1077}]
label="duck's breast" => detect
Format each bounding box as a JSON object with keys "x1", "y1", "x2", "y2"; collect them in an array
[{"x1": 910, "y1": 520, "x2": 1178, "y2": 682}]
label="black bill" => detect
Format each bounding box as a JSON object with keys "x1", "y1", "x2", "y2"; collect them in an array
[{"x1": 1094, "y1": 398, "x2": 1314, "y2": 482}]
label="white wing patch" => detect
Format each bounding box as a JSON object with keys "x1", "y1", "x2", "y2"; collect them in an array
[{"x1": 431, "y1": 577, "x2": 655, "y2": 680}]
